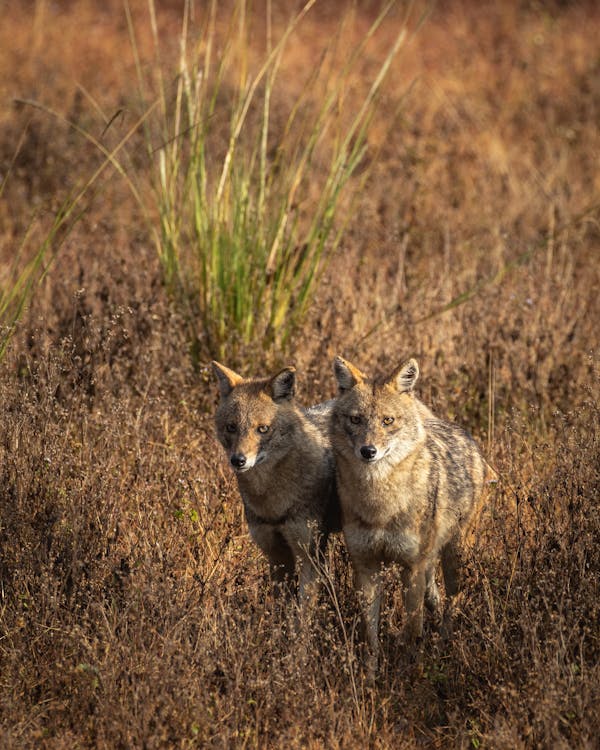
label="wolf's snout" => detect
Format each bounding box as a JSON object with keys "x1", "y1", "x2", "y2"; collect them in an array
[
  {"x1": 360, "y1": 445, "x2": 377, "y2": 461},
  {"x1": 230, "y1": 453, "x2": 247, "y2": 469}
]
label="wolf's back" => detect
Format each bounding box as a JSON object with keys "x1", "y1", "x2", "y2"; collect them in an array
[
  {"x1": 421, "y1": 417, "x2": 486, "y2": 537},
  {"x1": 304, "y1": 399, "x2": 335, "y2": 435}
]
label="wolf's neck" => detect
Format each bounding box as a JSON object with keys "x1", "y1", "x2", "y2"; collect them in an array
[
  {"x1": 236, "y1": 455, "x2": 300, "y2": 520},
  {"x1": 236, "y1": 411, "x2": 318, "y2": 509}
]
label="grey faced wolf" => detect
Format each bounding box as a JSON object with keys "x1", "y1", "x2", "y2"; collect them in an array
[
  {"x1": 212, "y1": 361, "x2": 340, "y2": 606},
  {"x1": 330, "y1": 356, "x2": 496, "y2": 675}
]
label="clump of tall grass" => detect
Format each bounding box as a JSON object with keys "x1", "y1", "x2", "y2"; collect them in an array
[{"x1": 128, "y1": 0, "x2": 412, "y2": 359}]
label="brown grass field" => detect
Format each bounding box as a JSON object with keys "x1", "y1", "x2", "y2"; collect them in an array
[{"x1": 1, "y1": 1, "x2": 599, "y2": 747}]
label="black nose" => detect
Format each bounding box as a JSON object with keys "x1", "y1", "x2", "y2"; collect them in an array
[
  {"x1": 231, "y1": 453, "x2": 247, "y2": 468},
  {"x1": 360, "y1": 445, "x2": 377, "y2": 460}
]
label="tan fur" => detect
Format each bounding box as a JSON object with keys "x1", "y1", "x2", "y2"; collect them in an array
[
  {"x1": 331, "y1": 356, "x2": 492, "y2": 676},
  {"x1": 212, "y1": 362, "x2": 340, "y2": 607}
]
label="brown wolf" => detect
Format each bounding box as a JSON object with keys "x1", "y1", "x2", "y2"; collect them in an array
[
  {"x1": 212, "y1": 361, "x2": 340, "y2": 605},
  {"x1": 330, "y1": 356, "x2": 495, "y2": 675}
]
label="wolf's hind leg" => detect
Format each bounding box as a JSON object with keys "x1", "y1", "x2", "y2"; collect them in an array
[
  {"x1": 441, "y1": 537, "x2": 462, "y2": 598},
  {"x1": 440, "y1": 537, "x2": 463, "y2": 637}
]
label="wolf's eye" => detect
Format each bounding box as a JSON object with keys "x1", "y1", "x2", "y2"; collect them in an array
[
  {"x1": 382, "y1": 416, "x2": 394, "y2": 426},
  {"x1": 225, "y1": 423, "x2": 237, "y2": 433},
  {"x1": 257, "y1": 424, "x2": 270, "y2": 434},
  {"x1": 349, "y1": 415, "x2": 361, "y2": 425}
]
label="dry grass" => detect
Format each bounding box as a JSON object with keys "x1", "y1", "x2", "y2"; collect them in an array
[{"x1": 1, "y1": 1, "x2": 599, "y2": 747}]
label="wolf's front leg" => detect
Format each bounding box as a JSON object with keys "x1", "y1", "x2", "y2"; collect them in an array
[
  {"x1": 401, "y1": 563, "x2": 426, "y2": 645},
  {"x1": 354, "y1": 561, "x2": 382, "y2": 681},
  {"x1": 293, "y1": 526, "x2": 323, "y2": 612},
  {"x1": 296, "y1": 553, "x2": 318, "y2": 609},
  {"x1": 288, "y1": 532, "x2": 322, "y2": 644},
  {"x1": 253, "y1": 526, "x2": 295, "y2": 599},
  {"x1": 424, "y1": 563, "x2": 442, "y2": 616},
  {"x1": 269, "y1": 555, "x2": 295, "y2": 598}
]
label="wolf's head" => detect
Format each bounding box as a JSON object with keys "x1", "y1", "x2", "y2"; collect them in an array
[
  {"x1": 212, "y1": 361, "x2": 297, "y2": 473},
  {"x1": 331, "y1": 357, "x2": 426, "y2": 466}
]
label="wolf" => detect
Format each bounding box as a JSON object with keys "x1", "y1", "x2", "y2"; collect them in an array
[
  {"x1": 212, "y1": 361, "x2": 340, "y2": 606},
  {"x1": 330, "y1": 356, "x2": 495, "y2": 675}
]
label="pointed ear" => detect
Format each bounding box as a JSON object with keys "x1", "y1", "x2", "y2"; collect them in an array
[
  {"x1": 212, "y1": 361, "x2": 243, "y2": 399},
  {"x1": 333, "y1": 356, "x2": 366, "y2": 393},
  {"x1": 269, "y1": 367, "x2": 296, "y2": 402},
  {"x1": 389, "y1": 358, "x2": 419, "y2": 392}
]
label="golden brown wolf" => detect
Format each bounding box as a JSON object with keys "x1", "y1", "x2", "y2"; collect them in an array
[
  {"x1": 331, "y1": 356, "x2": 495, "y2": 675},
  {"x1": 212, "y1": 361, "x2": 340, "y2": 605}
]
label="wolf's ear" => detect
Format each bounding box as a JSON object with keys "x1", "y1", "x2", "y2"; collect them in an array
[
  {"x1": 269, "y1": 367, "x2": 296, "y2": 402},
  {"x1": 389, "y1": 358, "x2": 419, "y2": 393},
  {"x1": 334, "y1": 356, "x2": 366, "y2": 393},
  {"x1": 212, "y1": 361, "x2": 243, "y2": 399}
]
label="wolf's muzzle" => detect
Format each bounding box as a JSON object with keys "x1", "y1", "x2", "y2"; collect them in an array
[
  {"x1": 360, "y1": 445, "x2": 377, "y2": 461},
  {"x1": 230, "y1": 453, "x2": 247, "y2": 469}
]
